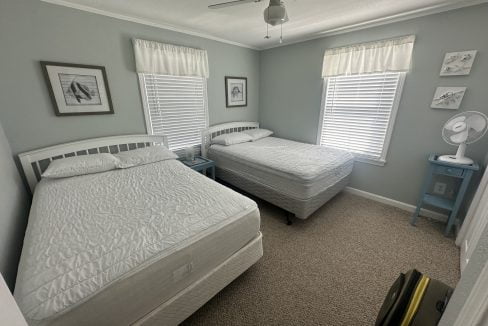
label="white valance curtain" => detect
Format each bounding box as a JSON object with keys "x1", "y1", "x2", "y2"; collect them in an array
[
  {"x1": 133, "y1": 39, "x2": 209, "y2": 78},
  {"x1": 321, "y1": 35, "x2": 415, "y2": 77}
]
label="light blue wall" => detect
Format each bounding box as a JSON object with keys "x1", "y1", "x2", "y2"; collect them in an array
[
  {"x1": 1, "y1": 0, "x2": 487, "y2": 210},
  {"x1": 0, "y1": 0, "x2": 260, "y2": 154},
  {"x1": 259, "y1": 4, "x2": 488, "y2": 206},
  {"x1": 0, "y1": 120, "x2": 29, "y2": 290}
]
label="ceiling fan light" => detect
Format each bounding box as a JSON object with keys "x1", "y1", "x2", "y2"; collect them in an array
[{"x1": 263, "y1": 4, "x2": 288, "y2": 26}]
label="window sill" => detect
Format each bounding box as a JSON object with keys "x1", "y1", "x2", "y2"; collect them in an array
[{"x1": 354, "y1": 157, "x2": 386, "y2": 167}]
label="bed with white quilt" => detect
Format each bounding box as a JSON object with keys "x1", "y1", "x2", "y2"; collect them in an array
[
  {"x1": 15, "y1": 135, "x2": 262, "y2": 326},
  {"x1": 202, "y1": 122, "x2": 354, "y2": 222}
]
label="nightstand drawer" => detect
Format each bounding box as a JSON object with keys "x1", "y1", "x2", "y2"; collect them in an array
[{"x1": 434, "y1": 165, "x2": 464, "y2": 177}]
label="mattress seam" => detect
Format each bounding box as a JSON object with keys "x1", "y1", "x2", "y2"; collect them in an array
[{"x1": 217, "y1": 166, "x2": 352, "y2": 201}]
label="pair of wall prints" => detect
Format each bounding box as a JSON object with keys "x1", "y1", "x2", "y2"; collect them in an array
[{"x1": 431, "y1": 50, "x2": 477, "y2": 110}]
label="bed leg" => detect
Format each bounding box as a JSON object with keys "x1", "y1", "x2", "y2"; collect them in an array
[{"x1": 286, "y1": 212, "x2": 293, "y2": 225}]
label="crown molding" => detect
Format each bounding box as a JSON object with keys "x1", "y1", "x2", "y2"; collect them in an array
[
  {"x1": 40, "y1": 0, "x2": 260, "y2": 50},
  {"x1": 41, "y1": 0, "x2": 487, "y2": 51},
  {"x1": 261, "y1": 0, "x2": 488, "y2": 50}
]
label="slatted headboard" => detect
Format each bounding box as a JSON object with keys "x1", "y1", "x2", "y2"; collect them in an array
[
  {"x1": 201, "y1": 121, "x2": 259, "y2": 157},
  {"x1": 18, "y1": 134, "x2": 168, "y2": 193}
]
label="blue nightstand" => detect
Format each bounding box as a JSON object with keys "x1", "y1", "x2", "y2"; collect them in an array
[
  {"x1": 411, "y1": 154, "x2": 479, "y2": 236},
  {"x1": 178, "y1": 156, "x2": 215, "y2": 180}
]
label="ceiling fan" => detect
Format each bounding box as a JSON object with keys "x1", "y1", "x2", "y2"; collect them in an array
[{"x1": 209, "y1": 0, "x2": 289, "y2": 42}]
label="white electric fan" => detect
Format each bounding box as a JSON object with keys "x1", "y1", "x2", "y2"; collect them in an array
[{"x1": 438, "y1": 111, "x2": 488, "y2": 165}]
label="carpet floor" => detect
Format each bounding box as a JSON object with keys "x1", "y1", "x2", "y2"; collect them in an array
[{"x1": 182, "y1": 192, "x2": 460, "y2": 326}]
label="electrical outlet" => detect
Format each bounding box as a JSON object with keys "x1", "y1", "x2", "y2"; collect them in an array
[
  {"x1": 433, "y1": 182, "x2": 447, "y2": 195},
  {"x1": 447, "y1": 188, "x2": 455, "y2": 199}
]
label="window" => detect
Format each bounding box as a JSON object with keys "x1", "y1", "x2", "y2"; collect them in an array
[
  {"x1": 139, "y1": 73, "x2": 208, "y2": 150},
  {"x1": 318, "y1": 72, "x2": 405, "y2": 165}
]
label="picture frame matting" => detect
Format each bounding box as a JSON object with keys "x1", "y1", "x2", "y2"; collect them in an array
[{"x1": 225, "y1": 76, "x2": 247, "y2": 108}]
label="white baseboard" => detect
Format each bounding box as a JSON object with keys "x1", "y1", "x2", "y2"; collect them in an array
[{"x1": 344, "y1": 186, "x2": 448, "y2": 222}]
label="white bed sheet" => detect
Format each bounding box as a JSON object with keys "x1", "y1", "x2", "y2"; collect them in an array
[
  {"x1": 14, "y1": 160, "x2": 260, "y2": 325},
  {"x1": 208, "y1": 137, "x2": 354, "y2": 200}
]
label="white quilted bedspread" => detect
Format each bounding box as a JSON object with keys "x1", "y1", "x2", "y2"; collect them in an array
[
  {"x1": 14, "y1": 160, "x2": 257, "y2": 322},
  {"x1": 209, "y1": 137, "x2": 354, "y2": 181}
]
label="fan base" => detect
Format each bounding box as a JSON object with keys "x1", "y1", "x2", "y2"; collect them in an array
[{"x1": 438, "y1": 154, "x2": 474, "y2": 165}]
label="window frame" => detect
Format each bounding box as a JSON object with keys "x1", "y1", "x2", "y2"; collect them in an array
[
  {"x1": 317, "y1": 72, "x2": 406, "y2": 166},
  {"x1": 138, "y1": 73, "x2": 209, "y2": 150}
]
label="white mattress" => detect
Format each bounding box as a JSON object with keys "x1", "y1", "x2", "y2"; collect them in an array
[
  {"x1": 208, "y1": 137, "x2": 354, "y2": 200},
  {"x1": 14, "y1": 159, "x2": 260, "y2": 326}
]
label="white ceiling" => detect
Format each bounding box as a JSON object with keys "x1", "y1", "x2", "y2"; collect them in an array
[{"x1": 44, "y1": 0, "x2": 485, "y2": 49}]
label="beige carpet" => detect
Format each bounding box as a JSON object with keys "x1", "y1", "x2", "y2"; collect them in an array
[{"x1": 182, "y1": 192, "x2": 460, "y2": 326}]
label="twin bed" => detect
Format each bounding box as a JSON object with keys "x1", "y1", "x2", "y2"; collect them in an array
[
  {"x1": 14, "y1": 123, "x2": 353, "y2": 325},
  {"x1": 202, "y1": 122, "x2": 354, "y2": 222}
]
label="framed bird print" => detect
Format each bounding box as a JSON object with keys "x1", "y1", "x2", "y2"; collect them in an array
[
  {"x1": 41, "y1": 61, "x2": 114, "y2": 116},
  {"x1": 431, "y1": 87, "x2": 466, "y2": 110},
  {"x1": 439, "y1": 50, "x2": 477, "y2": 76},
  {"x1": 225, "y1": 76, "x2": 247, "y2": 108}
]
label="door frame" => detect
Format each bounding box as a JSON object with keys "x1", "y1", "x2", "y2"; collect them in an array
[
  {"x1": 457, "y1": 166, "x2": 488, "y2": 272},
  {"x1": 453, "y1": 259, "x2": 488, "y2": 325}
]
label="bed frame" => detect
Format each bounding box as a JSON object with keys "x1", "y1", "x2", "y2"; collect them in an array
[
  {"x1": 202, "y1": 122, "x2": 350, "y2": 224},
  {"x1": 17, "y1": 134, "x2": 263, "y2": 325},
  {"x1": 18, "y1": 134, "x2": 168, "y2": 193}
]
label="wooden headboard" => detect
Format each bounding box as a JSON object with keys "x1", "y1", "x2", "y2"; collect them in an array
[
  {"x1": 201, "y1": 121, "x2": 259, "y2": 157},
  {"x1": 18, "y1": 134, "x2": 168, "y2": 192}
]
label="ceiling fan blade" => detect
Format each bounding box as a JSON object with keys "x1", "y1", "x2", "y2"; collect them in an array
[{"x1": 209, "y1": 0, "x2": 262, "y2": 9}]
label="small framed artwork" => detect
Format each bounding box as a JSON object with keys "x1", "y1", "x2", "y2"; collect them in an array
[
  {"x1": 41, "y1": 61, "x2": 114, "y2": 116},
  {"x1": 431, "y1": 87, "x2": 466, "y2": 110},
  {"x1": 440, "y1": 50, "x2": 477, "y2": 76},
  {"x1": 225, "y1": 76, "x2": 247, "y2": 108}
]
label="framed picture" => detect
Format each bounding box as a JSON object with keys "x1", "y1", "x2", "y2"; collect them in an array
[
  {"x1": 225, "y1": 76, "x2": 247, "y2": 108},
  {"x1": 440, "y1": 50, "x2": 477, "y2": 76},
  {"x1": 41, "y1": 61, "x2": 114, "y2": 116},
  {"x1": 431, "y1": 87, "x2": 466, "y2": 110}
]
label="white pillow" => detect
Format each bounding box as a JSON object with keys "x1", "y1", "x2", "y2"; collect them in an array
[
  {"x1": 211, "y1": 132, "x2": 252, "y2": 146},
  {"x1": 115, "y1": 145, "x2": 177, "y2": 168},
  {"x1": 243, "y1": 128, "x2": 273, "y2": 141},
  {"x1": 42, "y1": 153, "x2": 119, "y2": 179}
]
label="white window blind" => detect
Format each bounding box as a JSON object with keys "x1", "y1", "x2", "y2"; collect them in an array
[
  {"x1": 140, "y1": 73, "x2": 208, "y2": 150},
  {"x1": 318, "y1": 72, "x2": 405, "y2": 164}
]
